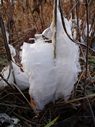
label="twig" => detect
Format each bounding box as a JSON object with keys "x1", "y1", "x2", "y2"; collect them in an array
[
  {"x1": 0, "y1": 103, "x2": 30, "y2": 109},
  {"x1": 66, "y1": 0, "x2": 78, "y2": 18},
  {"x1": 53, "y1": 0, "x2": 57, "y2": 59},
  {"x1": 85, "y1": 0, "x2": 89, "y2": 88},
  {"x1": 76, "y1": 0, "x2": 81, "y2": 41},
  {"x1": 56, "y1": 93, "x2": 95, "y2": 105},
  {"x1": 0, "y1": 73, "x2": 14, "y2": 89}
]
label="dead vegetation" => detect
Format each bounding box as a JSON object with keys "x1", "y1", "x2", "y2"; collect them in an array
[{"x1": 0, "y1": 0, "x2": 95, "y2": 127}]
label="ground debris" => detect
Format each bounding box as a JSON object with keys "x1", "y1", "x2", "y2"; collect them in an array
[{"x1": 0, "y1": 113, "x2": 20, "y2": 127}]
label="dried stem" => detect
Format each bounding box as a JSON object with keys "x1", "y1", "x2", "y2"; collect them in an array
[{"x1": 85, "y1": 0, "x2": 89, "y2": 84}]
